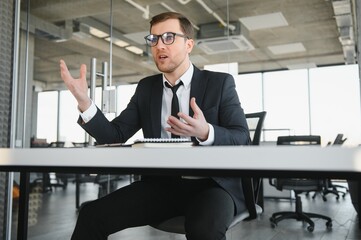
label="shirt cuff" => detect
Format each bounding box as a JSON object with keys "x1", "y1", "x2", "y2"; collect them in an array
[
  {"x1": 79, "y1": 100, "x2": 97, "y2": 123},
  {"x1": 198, "y1": 123, "x2": 214, "y2": 146}
]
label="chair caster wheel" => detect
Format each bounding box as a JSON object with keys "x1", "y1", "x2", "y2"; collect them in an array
[
  {"x1": 307, "y1": 225, "x2": 314, "y2": 232},
  {"x1": 269, "y1": 217, "x2": 277, "y2": 228},
  {"x1": 270, "y1": 222, "x2": 277, "y2": 228},
  {"x1": 326, "y1": 221, "x2": 332, "y2": 230}
]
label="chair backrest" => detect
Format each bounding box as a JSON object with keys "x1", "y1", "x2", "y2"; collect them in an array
[
  {"x1": 277, "y1": 135, "x2": 321, "y2": 146},
  {"x1": 245, "y1": 112, "x2": 266, "y2": 212},
  {"x1": 271, "y1": 135, "x2": 322, "y2": 191},
  {"x1": 245, "y1": 111, "x2": 267, "y2": 145},
  {"x1": 48, "y1": 141, "x2": 65, "y2": 148},
  {"x1": 332, "y1": 133, "x2": 347, "y2": 145},
  {"x1": 72, "y1": 142, "x2": 89, "y2": 148}
]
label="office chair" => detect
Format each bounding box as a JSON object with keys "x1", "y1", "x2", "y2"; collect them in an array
[
  {"x1": 269, "y1": 135, "x2": 332, "y2": 232},
  {"x1": 71, "y1": 142, "x2": 123, "y2": 209},
  {"x1": 308, "y1": 134, "x2": 348, "y2": 200},
  {"x1": 245, "y1": 111, "x2": 267, "y2": 146},
  {"x1": 151, "y1": 178, "x2": 263, "y2": 234},
  {"x1": 245, "y1": 111, "x2": 267, "y2": 208},
  {"x1": 150, "y1": 112, "x2": 266, "y2": 235},
  {"x1": 40, "y1": 141, "x2": 72, "y2": 191},
  {"x1": 320, "y1": 134, "x2": 349, "y2": 200}
]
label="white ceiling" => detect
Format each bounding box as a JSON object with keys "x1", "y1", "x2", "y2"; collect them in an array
[{"x1": 21, "y1": 0, "x2": 358, "y2": 90}]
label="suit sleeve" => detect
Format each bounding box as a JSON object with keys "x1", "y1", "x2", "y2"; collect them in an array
[
  {"x1": 78, "y1": 85, "x2": 143, "y2": 145},
  {"x1": 208, "y1": 74, "x2": 250, "y2": 146}
]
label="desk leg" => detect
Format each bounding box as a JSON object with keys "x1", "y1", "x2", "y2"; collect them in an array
[
  {"x1": 17, "y1": 171, "x2": 30, "y2": 240},
  {"x1": 76, "y1": 174, "x2": 80, "y2": 209},
  {"x1": 358, "y1": 181, "x2": 361, "y2": 228},
  {"x1": 258, "y1": 181, "x2": 264, "y2": 210}
]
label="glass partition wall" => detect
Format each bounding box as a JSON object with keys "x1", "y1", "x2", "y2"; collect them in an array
[
  {"x1": 17, "y1": 0, "x2": 361, "y2": 147},
  {"x1": 7, "y1": 0, "x2": 361, "y2": 239}
]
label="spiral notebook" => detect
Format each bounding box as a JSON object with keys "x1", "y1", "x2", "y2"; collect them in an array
[{"x1": 132, "y1": 138, "x2": 194, "y2": 148}]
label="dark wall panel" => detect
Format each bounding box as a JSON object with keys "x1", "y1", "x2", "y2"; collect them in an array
[
  {"x1": 0, "y1": 0, "x2": 14, "y2": 148},
  {"x1": 0, "y1": 0, "x2": 14, "y2": 238}
]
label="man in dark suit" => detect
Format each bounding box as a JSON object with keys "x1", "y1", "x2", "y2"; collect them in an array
[{"x1": 60, "y1": 12, "x2": 251, "y2": 240}]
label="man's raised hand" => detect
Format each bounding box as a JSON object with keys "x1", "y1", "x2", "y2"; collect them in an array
[{"x1": 59, "y1": 59, "x2": 91, "y2": 112}]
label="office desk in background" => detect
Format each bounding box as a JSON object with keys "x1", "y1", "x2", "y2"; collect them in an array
[{"x1": 1, "y1": 146, "x2": 361, "y2": 239}]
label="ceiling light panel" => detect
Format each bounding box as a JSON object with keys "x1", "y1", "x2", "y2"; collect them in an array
[
  {"x1": 268, "y1": 43, "x2": 306, "y2": 55},
  {"x1": 126, "y1": 46, "x2": 143, "y2": 55},
  {"x1": 105, "y1": 37, "x2": 130, "y2": 47},
  {"x1": 89, "y1": 27, "x2": 109, "y2": 38},
  {"x1": 239, "y1": 12, "x2": 288, "y2": 31}
]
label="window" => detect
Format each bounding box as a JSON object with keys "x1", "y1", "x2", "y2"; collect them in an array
[
  {"x1": 263, "y1": 69, "x2": 310, "y2": 141},
  {"x1": 309, "y1": 65, "x2": 361, "y2": 146},
  {"x1": 117, "y1": 84, "x2": 137, "y2": 114},
  {"x1": 58, "y1": 91, "x2": 86, "y2": 143},
  {"x1": 37, "y1": 88, "x2": 103, "y2": 144},
  {"x1": 234, "y1": 65, "x2": 361, "y2": 145},
  {"x1": 117, "y1": 84, "x2": 143, "y2": 143},
  {"x1": 36, "y1": 91, "x2": 58, "y2": 143},
  {"x1": 235, "y1": 73, "x2": 263, "y2": 114}
]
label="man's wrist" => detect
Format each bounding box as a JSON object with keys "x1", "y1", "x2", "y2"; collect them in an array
[
  {"x1": 78, "y1": 98, "x2": 92, "y2": 113},
  {"x1": 197, "y1": 124, "x2": 214, "y2": 145},
  {"x1": 79, "y1": 100, "x2": 97, "y2": 123}
]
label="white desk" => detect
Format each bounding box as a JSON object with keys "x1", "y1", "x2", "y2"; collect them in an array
[
  {"x1": 1, "y1": 146, "x2": 361, "y2": 173},
  {"x1": 1, "y1": 146, "x2": 361, "y2": 239}
]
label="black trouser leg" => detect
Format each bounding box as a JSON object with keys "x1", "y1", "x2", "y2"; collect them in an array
[
  {"x1": 184, "y1": 186, "x2": 236, "y2": 240},
  {"x1": 71, "y1": 178, "x2": 241, "y2": 240},
  {"x1": 71, "y1": 180, "x2": 180, "y2": 240}
]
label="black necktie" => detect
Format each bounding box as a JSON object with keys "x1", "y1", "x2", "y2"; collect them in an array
[{"x1": 165, "y1": 81, "x2": 183, "y2": 138}]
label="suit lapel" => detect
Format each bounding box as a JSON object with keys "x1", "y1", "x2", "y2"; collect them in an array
[
  {"x1": 150, "y1": 76, "x2": 163, "y2": 138},
  {"x1": 148, "y1": 67, "x2": 206, "y2": 138},
  {"x1": 190, "y1": 66, "x2": 207, "y2": 117}
]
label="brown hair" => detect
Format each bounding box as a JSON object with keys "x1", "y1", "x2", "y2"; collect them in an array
[{"x1": 149, "y1": 12, "x2": 194, "y2": 39}]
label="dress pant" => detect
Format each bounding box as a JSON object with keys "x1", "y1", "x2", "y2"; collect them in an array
[{"x1": 71, "y1": 177, "x2": 243, "y2": 240}]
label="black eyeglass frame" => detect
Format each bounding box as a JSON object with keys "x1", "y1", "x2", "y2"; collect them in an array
[{"x1": 144, "y1": 32, "x2": 189, "y2": 47}]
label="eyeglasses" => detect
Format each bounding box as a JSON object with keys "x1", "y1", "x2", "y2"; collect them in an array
[{"x1": 144, "y1": 32, "x2": 189, "y2": 47}]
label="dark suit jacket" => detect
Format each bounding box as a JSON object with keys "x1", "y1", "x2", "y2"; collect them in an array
[{"x1": 79, "y1": 66, "x2": 252, "y2": 215}]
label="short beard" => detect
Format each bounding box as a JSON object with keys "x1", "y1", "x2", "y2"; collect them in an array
[{"x1": 155, "y1": 62, "x2": 176, "y2": 73}]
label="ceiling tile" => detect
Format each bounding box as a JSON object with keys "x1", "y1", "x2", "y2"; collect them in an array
[
  {"x1": 239, "y1": 12, "x2": 288, "y2": 31},
  {"x1": 268, "y1": 42, "x2": 306, "y2": 55}
]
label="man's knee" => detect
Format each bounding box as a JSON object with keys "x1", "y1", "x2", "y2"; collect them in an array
[
  {"x1": 185, "y1": 220, "x2": 227, "y2": 240},
  {"x1": 77, "y1": 200, "x2": 101, "y2": 226}
]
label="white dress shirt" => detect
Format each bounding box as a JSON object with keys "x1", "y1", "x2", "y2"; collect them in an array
[{"x1": 80, "y1": 62, "x2": 214, "y2": 145}]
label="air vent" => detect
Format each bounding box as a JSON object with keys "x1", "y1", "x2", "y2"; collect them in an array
[
  {"x1": 196, "y1": 35, "x2": 254, "y2": 54},
  {"x1": 196, "y1": 21, "x2": 254, "y2": 54}
]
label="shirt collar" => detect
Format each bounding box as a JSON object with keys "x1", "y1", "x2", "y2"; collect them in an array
[{"x1": 163, "y1": 63, "x2": 193, "y2": 90}]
